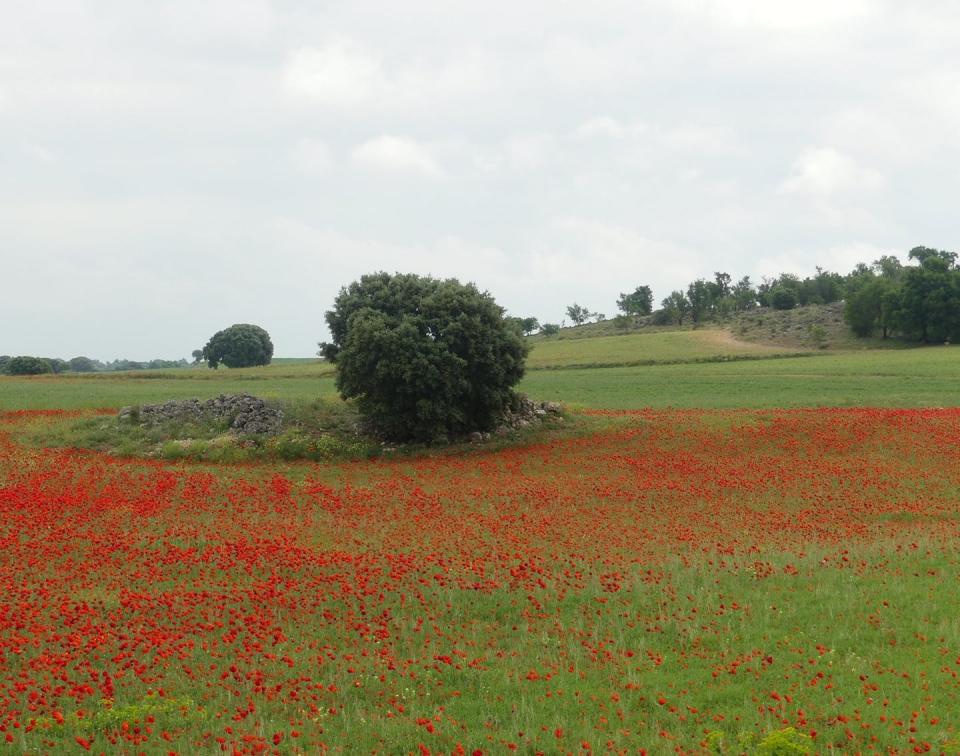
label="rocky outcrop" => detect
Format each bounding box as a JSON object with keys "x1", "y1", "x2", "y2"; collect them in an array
[{"x1": 119, "y1": 394, "x2": 283, "y2": 436}]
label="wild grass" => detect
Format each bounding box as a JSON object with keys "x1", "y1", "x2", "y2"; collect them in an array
[
  {"x1": 5, "y1": 408, "x2": 960, "y2": 751},
  {"x1": 18, "y1": 397, "x2": 376, "y2": 463},
  {"x1": 16, "y1": 395, "x2": 580, "y2": 465}
]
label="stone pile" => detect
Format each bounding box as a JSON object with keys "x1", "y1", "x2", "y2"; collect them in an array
[
  {"x1": 469, "y1": 395, "x2": 563, "y2": 442},
  {"x1": 119, "y1": 393, "x2": 283, "y2": 436}
]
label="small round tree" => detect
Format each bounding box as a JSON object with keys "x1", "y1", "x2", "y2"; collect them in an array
[
  {"x1": 202, "y1": 324, "x2": 273, "y2": 369},
  {"x1": 321, "y1": 272, "x2": 529, "y2": 442}
]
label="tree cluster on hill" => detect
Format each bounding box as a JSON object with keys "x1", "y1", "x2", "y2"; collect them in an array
[
  {"x1": 844, "y1": 247, "x2": 960, "y2": 342},
  {"x1": 590, "y1": 245, "x2": 956, "y2": 343},
  {"x1": 651, "y1": 268, "x2": 846, "y2": 326},
  {"x1": 558, "y1": 269, "x2": 845, "y2": 332}
]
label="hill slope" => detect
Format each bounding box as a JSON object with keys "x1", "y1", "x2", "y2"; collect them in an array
[{"x1": 526, "y1": 329, "x2": 804, "y2": 369}]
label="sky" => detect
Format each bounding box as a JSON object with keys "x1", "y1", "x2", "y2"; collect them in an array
[{"x1": 2, "y1": 0, "x2": 959, "y2": 359}]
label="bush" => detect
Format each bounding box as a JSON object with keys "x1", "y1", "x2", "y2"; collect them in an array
[
  {"x1": 321, "y1": 272, "x2": 529, "y2": 442},
  {"x1": 808, "y1": 324, "x2": 828, "y2": 348},
  {"x1": 540, "y1": 323, "x2": 560, "y2": 336},
  {"x1": 202, "y1": 324, "x2": 273, "y2": 369},
  {"x1": 770, "y1": 288, "x2": 797, "y2": 310},
  {"x1": 650, "y1": 309, "x2": 672, "y2": 326},
  {"x1": 7, "y1": 356, "x2": 54, "y2": 375}
]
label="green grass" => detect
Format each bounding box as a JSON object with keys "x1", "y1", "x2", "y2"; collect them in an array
[
  {"x1": 0, "y1": 363, "x2": 338, "y2": 410},
  {"x1": 526, "y1": 328, "x2": 804, "y2": 369},
  {"x1": 6, "y1": 407, "x2": 960, "y2": 751},
  {"x1": 5, "y1": 341, "x2": 960, "y2": 412},
  {"x1": 18, "y1": 396, "x2": 378, "y2": 463},
  {"x1": 523, "y1": 345, "x2": 960, "y2": 409}
]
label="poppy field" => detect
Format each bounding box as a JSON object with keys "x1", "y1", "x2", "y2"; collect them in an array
[{"x1": 3, "y1": 406, "x2": 960, "y2": 753}]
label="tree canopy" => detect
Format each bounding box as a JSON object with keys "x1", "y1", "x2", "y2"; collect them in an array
[
  {"x1": 320, "y1": 272, "x2": 529, "y2": 442},
  {"x1": 202, "y1": 324, "x2": 274, "y2": 369},
  {"x1": 616, "y1": 286, "x2": 653, "y2": 316},
  {"x1": 565, "y1": 303, "x2": 592, "y2": 326}
]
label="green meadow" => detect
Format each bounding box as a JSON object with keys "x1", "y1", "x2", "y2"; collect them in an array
[{"x1": 3, "y1": 329, "x2": 960, "y2": 411}]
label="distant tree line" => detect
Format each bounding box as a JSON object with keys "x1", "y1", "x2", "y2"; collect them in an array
[
  {"x1": 556, "y1": 269, "x2": 844, "y2": 331},
  {"x1": 0, "y1": 355, "x2": 190, "y2": 376},
  {"x1": 649, "y1": 267, "x2": 847, "y2": 326},
  {"x1": 550, "y1": 245, "x2": 957, "y2": 344}
]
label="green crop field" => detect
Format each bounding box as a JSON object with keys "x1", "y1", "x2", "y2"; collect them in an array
[
  {"x1": 525, "y1": 344, "x2": 960, "y2": 409},
  {"x1": 0, "y1": 362, "x2": 337, "y2": 410},
  {"x1": 3, "y1": 330, "x2": 960, "y2": 411},
  {"x1": 525, "y1": 328, "x2": 803, "y2": 369}
]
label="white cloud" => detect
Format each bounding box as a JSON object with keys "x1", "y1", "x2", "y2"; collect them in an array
[
  {"x1": 290, "y1": 138, "x2": 332, "y2": 175},
  {"x1": 22, "y1": 143, "x2": 56, "y2": 163},
  {"x1": 668, "y1": 0, "x2": 874, "y2": 31},
  {"x1": 282, "y1": 40, "x2": 385, "y2": 108},
  {"x1": 898, "y1": 69, "x2": 960, "y2": 128},
  {"x1": 780, "y1": 147, "x2": 884, "y2": 196},
  {"x1": 281, "y1": 38, "x2": 495, "y2": 111},
  {"x1": 501, "y1": 133, "x2": 559, "y2": 170},
  {"x1": 534, "y1": 217, "x2": 704, "y2": 304},
  {"x1": 352, "y1": 135, "x2": 444, "y2": 177},
  {"x1": 661, "y1": 123, "x2": 741, "y2": 156},
  {"x1": 159, "y1": 0, "x2": 278, "y2": 45},
  {"x1": 536, "y1": 36, "x2": 631, "y2": 88},
  {"x1": 3, "y1": 1, "x2": 960, "y2": 357},
  {"x1": 269, "y1": 219, "x2": 521, "y2": 306},
  {"x1": 574, "y1": 116, "x2": 630, "y2": 140},
  {"x1": 755, "y1": 241, "x2": 899, "y2": 280},
  {"x1": 820, "y1": 108, "x2": 916, "y2": 162}
]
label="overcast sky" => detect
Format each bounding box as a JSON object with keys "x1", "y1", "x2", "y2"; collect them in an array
[{"x1": 2, "y1": 1, "x2": 958, "y2": 359}]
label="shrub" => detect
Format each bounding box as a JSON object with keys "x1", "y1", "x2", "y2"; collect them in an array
[
  {"x1": 649, "y1": 309, "x2": 672, "y2": 326},
  {"x1": 202, "y1": 324, "x2": 273, "y2": 369},
  {"x1": 808, "y1": 324, "x2": 828, "y2": 348},
  {"x1": 540, "y1": 323, "x2": 560, "y2": 336},
  {"x1": 756, "y1": 727, "x2": 813, "y2": 755},
  {"x1": 321, "y1": 272, "x2": 529, "y2": 442},
  {"x1": 770, "y1": 288, "x2": 797, "y2": 310}
]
